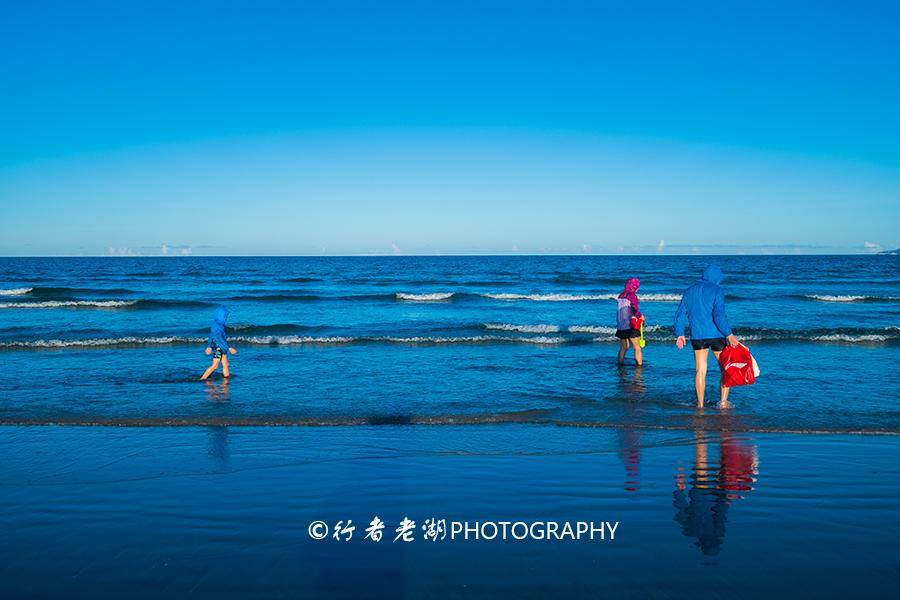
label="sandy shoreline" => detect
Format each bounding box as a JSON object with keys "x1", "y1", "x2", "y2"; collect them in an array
[{"x1": 1, "y1": 424, "x2": 897, "y2": 598}]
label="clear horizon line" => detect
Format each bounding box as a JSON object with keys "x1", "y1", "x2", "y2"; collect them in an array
[{"x1": 0, "y1": 252, "x2": 893, "y2": 259}]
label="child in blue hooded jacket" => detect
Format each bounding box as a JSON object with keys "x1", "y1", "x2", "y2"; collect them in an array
[
  {"x1": 673, "y1": 265, "x2": 740, "y2": 407},
  {"x1": 201, "y1": 305, "x2": 237, "y2": 380}
]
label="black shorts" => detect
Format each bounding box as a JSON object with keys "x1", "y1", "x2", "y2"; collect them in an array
[
  {"x1": 211, "y1": 346, "x2": 224, "y2": 359},
  {"x1": 691, "y1": 337, "x2": 727, "y2": 352},
  {"x1": 616, "y1": 329, "x2": 640, "y2": 340}
]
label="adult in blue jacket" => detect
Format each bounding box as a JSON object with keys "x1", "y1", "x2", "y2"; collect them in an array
[{"x1": 674, "y1": 265, "x2": 740, "y2": 407}]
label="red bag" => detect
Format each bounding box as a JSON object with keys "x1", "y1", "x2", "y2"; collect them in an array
[{"x1": 718, "y1": 343, "x2": 760, "y2": 388}]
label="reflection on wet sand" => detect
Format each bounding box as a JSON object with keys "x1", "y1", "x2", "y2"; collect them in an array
[
  {"x1": 204, "y1": 380, "x2": 231, "y2": 467},
  {"x1": 613, "y1": 365, "x2": 759, "y2": 555},
  {"x1": 204, "y1": 378, "x2": 231, "y2": 403},
  {"x1": 673, "y1": 430, "x2": 759, "y2": 556},
  {"x1": 616, "y1": 365, "x2": 645, "y2": 492},
  {"x1": 207, "y1": 426, "x2": 230, "y2": 466}
]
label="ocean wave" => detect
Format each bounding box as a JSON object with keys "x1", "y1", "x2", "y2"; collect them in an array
[
  {"x1": 2, "y1": 326, "x2": 896, "y2": 350},
  {"x1": 28, "y1": 286, "x2": 138, "y2": 297},
  {"x1": 0, "y1": 298, "x2": 213, "y2": 310},
  {"x1": 640, "y1": 294, "x2": 683, "y2": 301},
  {"x1": 396, "y1": 292, "x2": 455, "y2": 301},
  {"x1": 482, "y1": 293, "x2": 615, "y2": 301},
  {"x1": 0, "y1": 336, "x2": 202, "y2": 348},
  {"x1": 484, "y1": 323, "x2": 560, "y2": 333},
  {"x1": 0, "y1": 287, "x2": 33, "y2": 296},
  {"x1": 228, "y1": 323, "x2": 323, "y2": 335},
  {"x1": 568, "y1": 325, "x2": 616, "y2": 334},
  {"x1": 0, "y1": 334, "x2": 570, "y2": 349},
  {"x1": 481, "y1": 292, "x2": 680, "y2": 302},
  {"x1": 808, "y1": 334, "x2": 889, "y2": 343},
  {"x1": 0, "y1": 300, "x2": 137, "y2": 309},
  {"x1": 568, "y1": 324, "x2": 664, "y2": 334},
  {"x1": 803, "y1": 294, "x2": 898, "y2": 303}
]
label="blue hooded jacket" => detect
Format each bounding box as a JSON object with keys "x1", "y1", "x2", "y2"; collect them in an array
[
  {"x1": 673, "y1": 265, "x2": 732, "y2": 339},
  {"x1": 208, "y1": 305, "x2": 230, "y2": 350}
]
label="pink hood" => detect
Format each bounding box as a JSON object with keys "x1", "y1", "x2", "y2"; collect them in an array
[{"x1": 620, "y1": 278, "x2": 640, "y2": 297}]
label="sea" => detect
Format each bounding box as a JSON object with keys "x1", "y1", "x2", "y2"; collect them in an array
[
  {"x1": 1, "y1": 255, "x2": 898, "y2": 597},
  {"x1": 0, "y1": 255, "x2": 897, "y2": 432}
]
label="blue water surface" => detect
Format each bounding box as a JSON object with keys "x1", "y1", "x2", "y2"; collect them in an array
[{"x1": 0, "y1": 255, "x2": 898, "y2": 432}]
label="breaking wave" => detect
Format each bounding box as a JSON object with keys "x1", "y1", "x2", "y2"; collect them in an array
[
  {"x1": 481, "y1": 292, "x2": 680, "y2": 302},
  {"x1": 567, "y1": 324, "x2": 665, "y2": 334},
  {"x1": 0, "y1": 300, "x2": 137, "y2": 309},
  {"x1": 0, "y1": 334, "x2": 571, "y2": 349},
  {"x1": 803, "y1": 294, "x2": 899, "y2": 303},
  {"x1": 0, "y1": 298, "x2": 211, "y2": 310},
  {"x1": 27, "y1": 286, "x2": 138, "y2": 297},
  {"x1": 0, "y1": 336, "x2": 203, "y2": 349},
  {"x1": 0, "y1": 287, "x2": 33, "y2": 296},
  {"x1": 484, "y1": 323, "x2": 560, "y2": 333},
  {"x1": 396, "y1": 292, "x2": 456, "y2": 302}
]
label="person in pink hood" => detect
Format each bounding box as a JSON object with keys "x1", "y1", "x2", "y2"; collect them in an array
[{"x1": 616, "y1": 277, "x2": 643, "y2": 365}]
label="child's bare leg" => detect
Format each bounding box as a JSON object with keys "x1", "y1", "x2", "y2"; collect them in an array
[
  {"x1": 201, "y1": 358, "x2": 221, "y2": 380},
  {"x1": 617, "y1": 339, "x2": 628, "y2": 364},
  {"x1": 221, "y1": 354, "x2": 230, "y2": 378},
  {"x1": 630, "y1": 337, "x2": 643, "y2": 365},
  {"x1": 693, "y1": 349, "x2": 709, "y2": 407}
]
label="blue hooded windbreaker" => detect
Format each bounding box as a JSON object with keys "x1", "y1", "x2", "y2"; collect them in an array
[
  {"x1": 673, "y1": 265, "x2": 732, "y2": 339},
  {"x1": 208, "y1": 305, "x2": 230, "y2": 350}
]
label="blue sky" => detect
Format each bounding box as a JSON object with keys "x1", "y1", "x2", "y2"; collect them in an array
[{"x1": 1, "y1": 0, "x2": 898, "y2": 255}]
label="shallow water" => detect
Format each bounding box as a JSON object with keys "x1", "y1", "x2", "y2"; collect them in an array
[
  {"x1": 1, "y1": 425, "x2": 897, "y2": 598},
  {"x1": 0, "y1": 256, "x2": 898, "y2": 432}
]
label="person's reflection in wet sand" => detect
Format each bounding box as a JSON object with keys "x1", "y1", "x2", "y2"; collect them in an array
[
  {"x1": 207, "y1": 426, "x2": 230, "y2": 468},
  {"x1": 204, "y1": 378, "x2": 231, "y2": 403},
  {"x1": 673, "y1": 429, "x2": 759, "y2": 556},
  {"x1": 616, "y1": 365, "x2": 646, "y2": 492},
  {"x1": 204, "y1": 380, "x2": 231, "y2": 467}
]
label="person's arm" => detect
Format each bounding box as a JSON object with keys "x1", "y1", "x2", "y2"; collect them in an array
[
  {"x1": 712, "y1": 288, "x2": 738, "y2": 346},
  {"x1": 674, "y1": 295, "x2": 688, "y2": 348},
  {"x1": 219, "y1": 330, "x2": 236, "y2": 354}
]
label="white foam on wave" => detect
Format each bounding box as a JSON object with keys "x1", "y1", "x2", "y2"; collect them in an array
[
  {"x1": 569, "y1": 325, "x2": 616, "y2": 334},
  {"x1": 485, "y1": 323, "x2": 560, "y2": 333},
  {"x1": 483, "y1": 292, "x2": 680, "y2": 302},
  {"x1": 0, "y1": 300, "x2": 136, "y2": 309},
  {"x1": 640, "y1": 294, "x2": 682, "y2": 301},
  {"x1": 396, "y1": 292, "x2": 455, "y2": 301},
  {"x1": 806, "y1": 294, "x2": 868, "y2": 302},
  {"x1": 235, "y1": 335, "x2": 355, "y2": 345},
  {"x1": 810, "y1": 334, "x2": 888, "y2": 343},
  {"x1": 522, "y1": 336, "x2": 567, "y2": 345},
  {"x1": 0, "y1": 336, "x2": 202, "y2": 348},
  {"x1": 0, "y1": 287, "x2": 33, "y2": 296},
  {"x1": 483, "y1": 293, "x2": 615, "y2": 302},
  {"x1": 569, "y1": 324, "x2": 663, "y2": 334}
]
